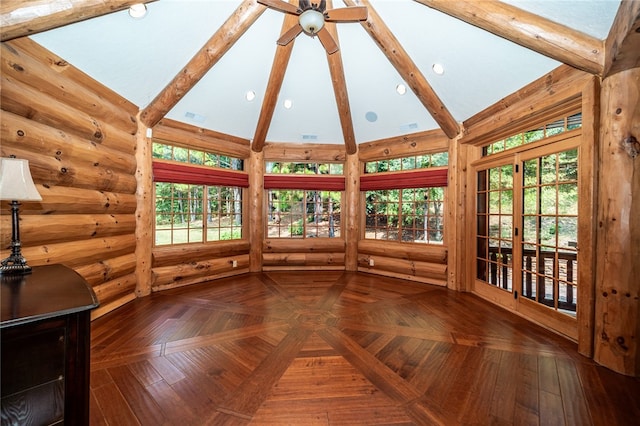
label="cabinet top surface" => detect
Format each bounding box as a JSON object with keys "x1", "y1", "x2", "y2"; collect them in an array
[{"x1": 1, "y1": 265, "x2": 99, "y2": 327}]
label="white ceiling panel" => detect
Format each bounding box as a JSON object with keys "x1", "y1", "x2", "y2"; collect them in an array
[{"x1": 30, "y1": 0, "x2": 622, "y2": 146}]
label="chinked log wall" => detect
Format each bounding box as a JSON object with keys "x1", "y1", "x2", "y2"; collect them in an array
[
  {"x1": 357, "y1": 131, "x2": 451, "y2": 285},
  {"x1": 0, "y1": 38, "x2": 139, "y2": 318},
  {"x1": 150, "y1": 119, "x2": 251, "y2": 291}
]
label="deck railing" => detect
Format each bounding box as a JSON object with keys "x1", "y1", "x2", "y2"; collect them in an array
[{"x1": 488, "y1": 246, "x2": 577, "y2": 313}]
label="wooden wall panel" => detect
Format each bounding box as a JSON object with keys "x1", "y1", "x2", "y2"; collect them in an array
[
  {"x1": 262, "y1": 238, "x2": 346, "y2": 271},
  {"x1": 1, "y1": 40, "x2": 137, "y2": 134},
  {"x1": 357, "y1": 240, "x2": 448, "y2": 285},
  {"x1": 152, "y1": 254, "x2": 250, "y2": 291},
  {"x1": 263, "y1": 143, "x2": 346, "y2": 162},
  {"x1": 0, "y1": 39, "x2": 138, "y2": 319},
  {"x1": 154, "y1": 119, "x2": 250, "y2": 159},
  {"x1": 358, "y1": 129, "x2": 449, "y2": 161}
]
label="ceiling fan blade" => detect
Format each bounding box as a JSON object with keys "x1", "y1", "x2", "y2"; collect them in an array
[
  {"x1": 257, "y1": 0, "x2": 301, "y2": 15},
  {"x1": 325, "y1": 6, "x2": 368, "y2": 22},
  {"x1": 277, "y1": 23, "x2": 304, "y2": 46},
  {"x1": 317, "y1": 27, "x2": 339, "y2": 54}
]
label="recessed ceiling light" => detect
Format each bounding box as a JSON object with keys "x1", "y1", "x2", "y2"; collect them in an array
[
  {"x1": 128, "y1": 3, "x2": 147, "y2": 19},
  {"x1": 396, "y1": 84, "x2": 407, "y2": 95},
  {"x1": 245, "y1": 90, "x2": 256, "y2": 101},
  {"x1": 365, "y1": 111, "x2": 378, "y2": 122},
  {"x1": 432, "y1": 63, "x2": 445, "y2": 75},
  {"x1": 283, "y1": 99, "x2": 293, "y2": 109}
]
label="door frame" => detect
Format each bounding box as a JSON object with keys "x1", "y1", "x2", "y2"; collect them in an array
[{"x1": 469, "y1": 130, "x2": 591, "y2": 343}]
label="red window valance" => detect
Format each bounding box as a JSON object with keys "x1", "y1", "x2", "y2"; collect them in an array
[
  {"x1": 264, "y1": 175, "x2": 346, "y2": 191},
  {"x1": 360, "y1": 168, "x2": 448, "y2": 191},
  {"x1": 153, "y1": 161, "x2": 249, "y2": 188}
]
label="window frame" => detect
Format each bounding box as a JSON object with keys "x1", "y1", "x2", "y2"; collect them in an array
[
  {"x1": 265, "y1": 189, "x2": 343, "y2": 239},
  {"x1": 361, "y1": 154, "x2": 449, "y2": 245},
  {"x1": 363, "y1": 187, "x2": 446, "y2": 245},
  {"x1": 152, "y1": 143, "x2": 248, "y2": 247},
  {"x1": 263, "y1": 161, "x2": 345, "y2": 240}
]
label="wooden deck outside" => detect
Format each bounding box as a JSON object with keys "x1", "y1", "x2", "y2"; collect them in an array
[{"x1": 89, "y1": 272, "x2": 640, "y2": 425}]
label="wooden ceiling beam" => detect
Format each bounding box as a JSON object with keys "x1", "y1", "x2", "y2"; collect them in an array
[
  {"x1": 0, "y1": 0, "x2": 157, "y2": 42},
  {"x1": 140, "y1": 0, "x2": 266, "y2": 128},
  {"x1": 251, "y1": 10, "x2": 298, "y2": 152},
  {"x1": 413, "y1": 0, "x2": 604, "y2": 76},
  {"x1": 325, "y1": 0, "x2": 357, "y2": 155},
  {"x1": 603, "y1": 0, "x2": 640, "y2": 77},
  {"x1": 344, "y1": 0, "x2": 460, "y2": 139}
]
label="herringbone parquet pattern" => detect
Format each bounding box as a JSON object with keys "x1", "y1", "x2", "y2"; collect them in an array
[{"x1": 89, "y1": 272, "x2": 640, "y2": 425}]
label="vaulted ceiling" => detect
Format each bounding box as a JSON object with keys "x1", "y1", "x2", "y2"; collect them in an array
[{"x1": 2, "y1": 0, "x2": 634, "y2": 153}]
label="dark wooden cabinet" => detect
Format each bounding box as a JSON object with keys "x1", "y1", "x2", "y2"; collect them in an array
[{"x1": 1, "y1": 265, "x2": 99, "y2": 426}]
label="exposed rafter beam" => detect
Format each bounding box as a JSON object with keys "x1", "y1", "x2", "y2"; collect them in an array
[
  {"x1": 325, "y1": 0, "x2": 357, "y2": 155},
  {"x1": 604, "y1": 0, "x2": 640, "y2": 78},
  {"x1": 0, "y1": 0, "x2": 157, "y2": 42},
  {"x1": 140, "y1": 0, "x2": 266, "y2": 128},
  {"x1": 413, "y1": 0, "x2": 604, "y2": 76},
  {"x1": 251, "y1": 9, "x2": 299, "y2": 152},
  {"x1": 344, "y1": 0, "x2": 460, "y2": 139}
]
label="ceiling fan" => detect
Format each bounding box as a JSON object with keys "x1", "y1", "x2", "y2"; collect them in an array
[{"x1": 258, "y1": 0, "x2": 368, "y2": 54}]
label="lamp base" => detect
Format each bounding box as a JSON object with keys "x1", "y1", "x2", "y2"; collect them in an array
[
  {"x1": 1, "y1": 200, "x2": 33, "y2": 275},
  {"x1": 0, "y1": 254, "x2": 33, "y2": 275}
]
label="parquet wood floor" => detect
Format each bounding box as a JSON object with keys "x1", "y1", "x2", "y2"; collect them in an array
[{"x1": 89, "y1": 272, "x2": 640, "y2": 425}]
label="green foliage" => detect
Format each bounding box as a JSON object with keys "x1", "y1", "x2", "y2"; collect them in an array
[
  {"x1": 481, "y1": 147, "x2": 578, "y2": 250},
  {"x1": 219, "y1": 228, "x2": 242, "y2": 241},
  {"x1": 152, "y1": 142, "x2": 243, "y2": 170},
  {"x1": 289, "y1": 221, "x2": 304, "y2": 236},
  {"x1": 365, "y1": 187, "x2": 445, "y2": 243},
  {"x1": 484, "y1": 114, "x2": 582, "y2": 156},
  {"x1": 365, "y1": 152, "x2": 449, "y2": 173},
  {"x1": 266, "y1": 162, "x2": 342, "y2": 175}
]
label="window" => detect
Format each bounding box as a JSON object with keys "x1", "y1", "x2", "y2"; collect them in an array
[
  {"x1": 365, "y1": 152, "x2": 448, "y2": 173},
  {"x1": 365, "y1": 187, "x2": 445, "y2": 243},
  {"x1": 152, "y1": 142, "x2": 247, "y2": 246},
  {"x1": 362, "y1": 153, "x2": 448, "y2": 244},
  {"x1": 265, "y1": 162, "x2": 344, "y2": 239},
  {"x1": 266, "y1": 162, "x2": 343, "y2": 175},
  {"x1": 483, "y1": 113, "x2": 582, "y2": 156},
  {"x1": 267, "y1": 190, "x2": 340, "y2": 238},
  {"x1": 476, "y1": 165, "x2": 515, "y2": 290},
  {"x1": 153, "y1": 142, "x2": 243, "y2": 170}
]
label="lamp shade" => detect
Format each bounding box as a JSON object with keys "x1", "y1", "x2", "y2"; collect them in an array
[
  {"x1": 0, "y1": 158, "x2": 42, "y2": 201},
  {"x1": 299, "y1": 9, "x2": 324, "y2": 34}
]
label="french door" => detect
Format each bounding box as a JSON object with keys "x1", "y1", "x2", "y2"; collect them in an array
[{"x1": 473, "y1": 135, "x2": 580, "y2": 339}]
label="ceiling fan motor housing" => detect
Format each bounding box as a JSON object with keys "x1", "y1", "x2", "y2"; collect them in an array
[{"x1": 299, "y1": 9, "x2": 325, "y2": 35}]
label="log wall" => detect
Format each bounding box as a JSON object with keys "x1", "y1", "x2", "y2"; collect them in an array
[
  {"x1": 357, "y1": 130, "x2": 450, "y2": 285},
  {"x1": 149, "y1": 119, "x2": 252, "y2": 291},
  {"x1": 0, "y1": 38, "x2": 139, "y2": 318}
]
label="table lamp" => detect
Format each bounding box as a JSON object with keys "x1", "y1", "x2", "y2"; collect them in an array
[{"x1": 0, "y1": 157, "x2": 42, "y2": 275}]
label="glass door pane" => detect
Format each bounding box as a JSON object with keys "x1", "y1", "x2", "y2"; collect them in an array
[
  {"x1": 476, "y1": 164, "x2": 514, "y2": 292},
  {"x1": 521, "y1": 149, "x2": 578, "y2": 316}
]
